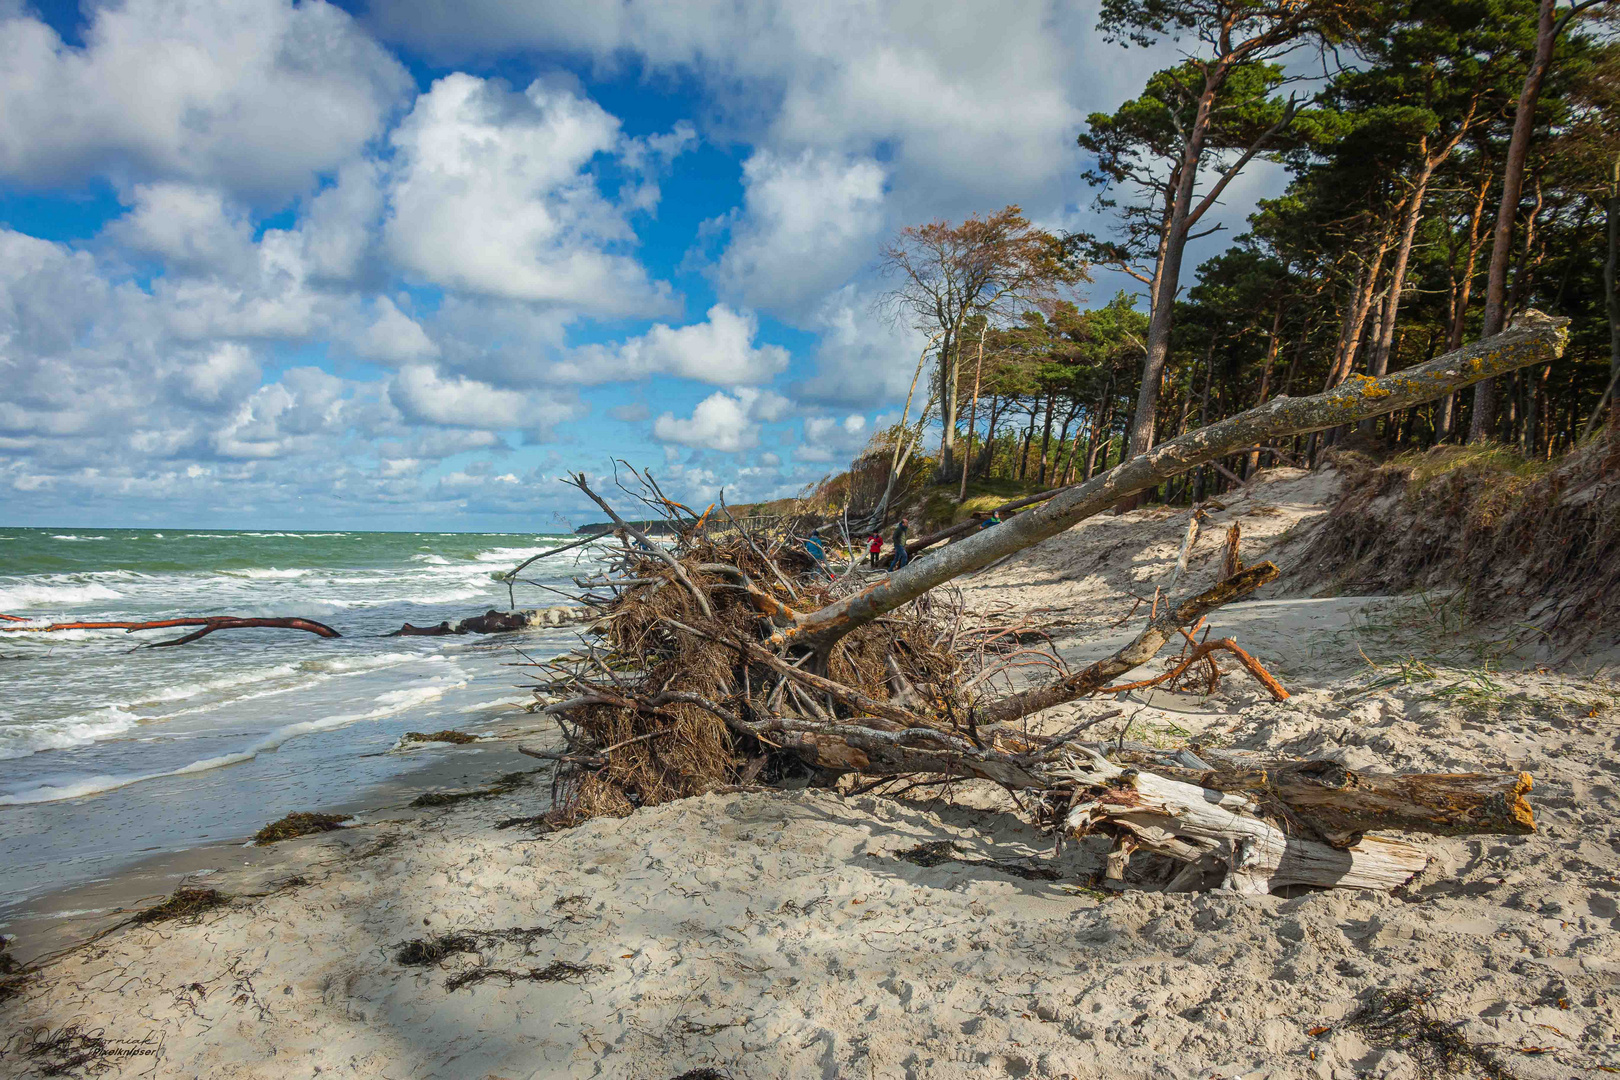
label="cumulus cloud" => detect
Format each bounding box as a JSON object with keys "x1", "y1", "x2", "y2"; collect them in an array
[
  {"x1": 355, "y1": 296, "x2": 438, "y2": 365},
  {"x1": 383, "y1": 73, "x2": 671, "y2": 314},
  {"x1": 0, "y1": 0, "x2": 412, "y2": 200},
  {"x1": 797, "y1": 413, "x2": 870, "y2": 462},
  {"x1": 105, "y1": 183, "x2": 258, "y2": 276},
  {"x1": 177, "y1": 343, "x2": 262, "y2": 409},
  {"x1": 795, "y1": 285, "x2": 930, "y2": 407},
  {"x1": 366, "y1": 0, "x2": 1159, "y2": 214},
  {"x1": 552, "y1": 304, "x2": 788, "y2": 386},
  {"x1": 390, "y1": 365, "x2": 533, "y2": 429},
  {"x1": 653, "y1": 387, "x2": 791, "y2": 453},
  {"x1": 711, "y1": 149, "x2": 886, "y2": 317}
]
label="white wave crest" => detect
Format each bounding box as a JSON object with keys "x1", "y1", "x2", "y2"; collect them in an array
[
  {"x1": 50, "y1": 535, "x2": 109, "y2": 541},
  {"x1": 220, "y1": 567, "x2": 311, "y2": 580},
  {"x1": 0, "y1": 705, "x2": 143, "y2": 760},
  {"x1": 0, "y1": 582, "x2": 125, "y2": 609},
  {"x1": 474, "y1": 544, "x2": 567, "y2": 563},
  {"x1": 0, "y1": 679, "x2": 467, "y2": 805},
  {"x1": 411, "y1": 554, "x2": 451, "y2": 564},
  {"x1": 297, "y1": 651, "x2": 438, "y2": 675},
  {"x1": 133, "y1": 663, "x2": 302, "y2": 705}
]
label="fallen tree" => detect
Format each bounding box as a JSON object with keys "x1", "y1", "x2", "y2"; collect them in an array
[
  {"x1": 773, "y1": 310, "x2": 1570, "y2": 659},
  {"x1": 516, "y1": 314, "x2": 1564, "y2": 892},
  {"x1": 0, "y1": 616, "x2": 341, "y2": 648}
]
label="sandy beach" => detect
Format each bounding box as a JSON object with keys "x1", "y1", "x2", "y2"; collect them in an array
[{"x1": 5, "y1": 470, "x2": 1619, "y2": 1079}]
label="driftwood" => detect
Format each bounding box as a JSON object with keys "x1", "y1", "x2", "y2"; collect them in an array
[
  {"x1": 1103, "y1": 747, "x2": 1535, "y2": 846},
  {"x1": 0, "y1": 616, "x2": 340, "y2": 648},
  {"x1": 1061, "y1": 751, "x2": 1431, "y2": 894},
  {"x1": 387, "y1": 607, "x2": 592, "y2": 637},
  {"x1": 1219, "y1": 523, "x2": 1243, "y2": 581},
  {"x1": 514, "y1": 316, "x2": 1563, "y2": 891}
]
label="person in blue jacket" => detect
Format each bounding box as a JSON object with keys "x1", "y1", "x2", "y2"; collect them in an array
[{"x1": 804, "y1": 528, "x2": 832, "y2": 579}]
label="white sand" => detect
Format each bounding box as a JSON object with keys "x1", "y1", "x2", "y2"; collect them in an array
[{"x1": 5, "y1": 469, "x2": 1620, "y2": 1079}]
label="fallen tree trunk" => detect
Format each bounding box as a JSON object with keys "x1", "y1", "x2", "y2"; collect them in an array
[
  {"x1": 770, "y1": 311, "x2": 1570, "y2": 655},
  {"x1": 1060, "y1": 750, "x2": 1431, "y2": 894},
  {"x1": 1103, "y1": 747, "x2": 1535, "y2": 846},
  {"x1": 0, "y1": 616, "x2": 340, "y2": 647}
]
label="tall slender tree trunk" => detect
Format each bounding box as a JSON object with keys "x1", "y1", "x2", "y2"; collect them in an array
[
  {"x1": 1247, "y1": 307, "x2": 1285, "y2": 474},
  {"x1": 1127, "y1": 75, "x2": 1228, "y2": 463},
  {"x1": 1437, "y1": 172, "x2": 1493, "y2": 442},
  {"x1": 939, "y1": 331, "x2": 962, "y2": 477},
  {"x1": 1327, "y1": 236, "x2": 1393, "y2": 389},
  {"x1": 1018, "y1": 404, "x2": 1037, "y2": 481},
  {"x1": 1471, "y1": 0, "x2": 1561, "y2": 442},
  {"x1": 1037, "y1": 392, "x2": 1056, "y2": 485},
  {"x1": 1505, "y1": 177, "x2": 1547, "y2": 325},
  {"x1": 982, "y1": 395, "x2": 1004, "y2": 478},
  {"x1": 1584, "y1": 154, "x2": 1620, "y2": 439},
  {"x1": 958, "y1": 327, "x2": 987, "y2": 503},
  {"x1": 1088, "y1": 390, "x2": 1117, "y2": 478},
  {"x1": 1083, "y1": 376, "x2": 1113, "y2": 481},
  {"x1": 1360, "y1": 157, "x2": 1440, "y2": 433},
  {"x1": 1280, "y1": 320, "x2": 1308, "y2": 398}
]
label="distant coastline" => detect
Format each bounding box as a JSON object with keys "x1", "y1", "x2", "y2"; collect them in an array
[{"x1": 572, "y1": 520, "x2": 681, "y2": 536}]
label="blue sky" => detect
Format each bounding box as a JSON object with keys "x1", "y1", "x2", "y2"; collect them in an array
[{"x1": 0, "y1": 0, "x2": 1272, "y2": 530}]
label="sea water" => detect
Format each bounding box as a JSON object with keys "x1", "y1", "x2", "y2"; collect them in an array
[{"x1": 0, "y1": 528, "x2": 597, "y2": 910}]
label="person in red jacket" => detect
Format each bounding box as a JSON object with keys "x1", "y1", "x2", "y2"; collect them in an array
[{"x1": 867, "y1": 533, "x2": 882, "y2": 569}]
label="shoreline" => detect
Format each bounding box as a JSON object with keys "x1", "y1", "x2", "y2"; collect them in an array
[{"x1": 0, "y1": 710, "x2": 558, "y2": 967}]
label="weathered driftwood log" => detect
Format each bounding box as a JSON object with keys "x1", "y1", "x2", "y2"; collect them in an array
[
  {"x1": 1060, "y1": 751, "x2": 1432, "y2": 894},
  {"x1": 769, "y1": 311, "x2": 1570, "y2": 655},
  {"x1": 1104, "y1": 747, "x2": 1535, "y2": 847},
  {"x1": 0, "y1": 616, "x2": 341, "y2": 647}
]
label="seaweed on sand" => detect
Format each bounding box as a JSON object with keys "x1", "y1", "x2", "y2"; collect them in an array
[
  {"x1": 253, "y1": 811, "x2": 351, "y2": 843},
  {"x1": 401, "y1": 730, "x2": 479, "y2": 745},
  {"x1": 1346, "y1": 987, "x2": 1515, "y2": 1079},
  {"x1": 409, "y1": 770, "x2": 538, "y2": 808},
  {"x1": 12, "y1": 1025, "x2": 112, "y2": 1077},
  {"x1": 131, "y1": 887, "x2": 229, "y2": 926},
  {"x1": 0, "y1": 938, "x2": 26, "y2": 1004},
  {"x1": 394, "y1": 934, "x2": 479, "y2": 966},
  {"x1": 443, "y1": 959, "x2": 606, "y2": 992},
  {"x1": 884, "y1": 839, "x2": 1062, "y2": 881},
  {"x1": 394, "y1": 925, "x2": 555, "y2": 967}
]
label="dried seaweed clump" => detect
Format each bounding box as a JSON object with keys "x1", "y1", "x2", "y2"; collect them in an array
[
  {"x1": 1345, "y1": 987, "x2": 1513, "y2": 1079},
  {"x1": 402, "y1": 729, "x2": 479, "y2": 745},
  {"x1": 444, "y1": 960, "x2": 605, "y2": 992},
  {"x1": 395, "y1": 934, "x2": 478, "y2": 966},
  {"x1": 410, "y1": 770, "x2": 535, "y2": 808},
  {"x1": 253, "y1": 811, "x2": 351, "y2": 843},
  {"x1": 132, "y1": 887, "x2": 229, "y2": 925}
]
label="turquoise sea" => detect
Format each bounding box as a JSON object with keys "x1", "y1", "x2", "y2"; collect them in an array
[{"x1": 0, "y1": 528, "x2": 592, "y2": 911}]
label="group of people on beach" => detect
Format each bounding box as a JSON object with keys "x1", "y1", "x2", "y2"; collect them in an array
[{"x1": 803, "y1": 509, "x2": 1004, "y2": 579}]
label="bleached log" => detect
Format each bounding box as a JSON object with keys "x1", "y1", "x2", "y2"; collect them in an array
[
  {"x1": 1101, "y1": 746, "x2": 1534, "y2": 845},
  {"x1": 1060, "y1": 752, "x2": 1429, "y2": 894}
]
